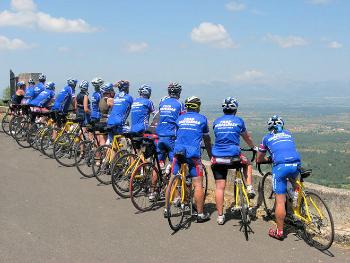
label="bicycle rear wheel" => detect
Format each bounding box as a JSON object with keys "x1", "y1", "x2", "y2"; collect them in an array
[
  {"x1": 166, "y1": 174, "x2": 185, "y2": 231},
  {"x1": 53, "y1": 133, "x2": 79, "y2": 167},
  {"x1": 41, "y1": 127, "x2": 60, "y2": 158},
  {"x1": 262, "y1": 172, "x2": 275, "y2": 217},
  {"x1": 240, "y1": 188, "x2": 250, "y2": 241},
  {"x1": 1, "y1": 110, "x2": 11, "y2": 135},
  {"x1": 14, "y1": 120, "x2": 31, "y2": 148},
  {"x1": 111, "y1": 152, "x2": 139, "y2": 197},
  {"x1": 301, "y1": 191, "x2": 334, "y2": 251},
  {"x1": 74, "y1": 140, "x2": 95, "y2": 178},
  {"x1": 130, "y1": 162, "x2": 158, "y2": 212}
]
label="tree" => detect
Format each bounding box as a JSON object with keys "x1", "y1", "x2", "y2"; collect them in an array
[{"x1": 2, "y1": 86, "x2": 11, "y2": 100}]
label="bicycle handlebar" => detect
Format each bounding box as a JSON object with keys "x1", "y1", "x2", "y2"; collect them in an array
[{"x1": 240, "y1": 148, "x2": 257, "y2": 162}]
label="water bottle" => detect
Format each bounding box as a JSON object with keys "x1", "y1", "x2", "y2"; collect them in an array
[{"x1": 292, "y1": 186, "x2": 300, "y2": 208}]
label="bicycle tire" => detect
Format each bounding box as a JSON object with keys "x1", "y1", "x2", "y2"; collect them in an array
[
  {"x1": 261, "y1": 172, "x2": 275, "y2": 217},
  {"x1": 166, "y1": 174, "x2": 185, "y2": 231},
  {"x1": 74, "y1": 140, "x2": 95, "y2": 178},
  {"x1": 202, "y1": 164, "x2": 208, "y2": 202},
  {"x1": 14, "y1": 120, "x2": 31, "y2": 148},
  {"x1": 130, "y1": 162, "x2": 158, "y2": 212},
  {"x1": 1, "y1": 110, "x2": 11, "y2": 135},
  {"x1": 9, "y1": 116, "x2": 23, "y2": 138},
  {"x1": 111, "y1": 152, "x2": 139, "y2": 197},
  {"x1": 26, "y1": 123, "x2": 40, "y2": 148},
  {"x1": 301, "y1": 191, "x2": 334, "y2": 251},
  {"x1": 240, "y1": 187, "x2": 250, "y2": 241},
  {"x1": 53, "y1": 133, "x2": 79, "y2": 167},
  {"x1": 41, "y1": 127, "x2": 60, "y2": 158}
]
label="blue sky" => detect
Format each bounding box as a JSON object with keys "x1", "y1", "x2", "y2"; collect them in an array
[{"x1": 0, "y1": 0, "x2": 349, "y2": 93}]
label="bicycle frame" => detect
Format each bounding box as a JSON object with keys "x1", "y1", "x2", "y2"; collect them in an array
[{"x1": 234, "y1": 169, "x2": 251, "y2": 209}]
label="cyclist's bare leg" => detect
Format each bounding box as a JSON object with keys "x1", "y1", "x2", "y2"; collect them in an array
[
  {"x1": 193, "y1": 177, "x2": 205, "y2": 214},
  {"x1": 243, "y1": 164, "x2": 253, "y2": 185},
  {"x1": 275, "y1": 194, "x2": 286, "y2": 231},
  {"x1": 215, "y1": 179, "x2": 226, "y2": 216}
]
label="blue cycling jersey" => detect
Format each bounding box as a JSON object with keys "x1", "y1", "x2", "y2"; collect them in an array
[
  {"x1": 173, "y1": 111, "x2": 209, "y2": 159},
  {"x1": 130, "y1": 97, "x2": 155, "y2": 133},
  {"x1": 24, "y1": 85, "x2": 35, "y2": 100},
  {"x1": 259, "y1": 130, "x2": 301, "y2": 166},
  {"x1": 212, "y1": 114, "x2": 247, "y2": 157},
  {"x1": 31, "y1": 82, "x2": 45, "y2": 101},
  {"x1": 107, "y1": 92, "x2": 133, "y2": 127},
  {"x1": 90, "y1": 91, "x2": 101, "y2": 120},
  {"x1": 29, "y1": 89, "x2": 55, "y2": 108},
  {"x1": 156, "y1": 96, "x2": 185, "y2": 137},
  {"x1": 51, "y1": 85, "x2": 74, "y2": 113}
]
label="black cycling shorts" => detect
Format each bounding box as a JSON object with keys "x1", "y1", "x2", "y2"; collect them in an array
[{"x1": 211, "y1": 164, "x2": 235, "y2": 180}]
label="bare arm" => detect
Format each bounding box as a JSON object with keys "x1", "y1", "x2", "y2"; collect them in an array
[
  {"x1": 241, "y1": 131, "x2": 255, "y2": 149},
  {"x1": 73, "y1": 97, "x2": 77, "y2": 112},
  {"x1": 107, "y1": 97, "x2": 114, "y2": 107},
  {"x1": 203, "y1": 134, "x2": 212, "y2": 159},
  {"x1": 83, "y1": 95, "x2": 90, "y2": 113}
]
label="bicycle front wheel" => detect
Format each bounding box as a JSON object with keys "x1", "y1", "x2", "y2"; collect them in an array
[
  {"x1": 301, "y1": 191, "x2": 334, "y2": 251},
  {"x1": 130, "y1": 162, "x2": 158, "y2": 212},
  {"x1": 53, "y1": 133, "x2": 79, "y2": 167},
  {"x1": 74, "y1": 140, "x2": 95, "y2": 178},
  {"x1": 1, "y1": 110, "x2": 11, "y2": 135},
  {"x1": 166, "y1": 174, "x2": 185, "y2": 231}
]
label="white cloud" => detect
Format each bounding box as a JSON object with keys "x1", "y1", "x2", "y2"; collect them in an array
[
  {"x1": 226, "y1": 1, "x2": 246, "y2": 12},
  {"x1": 0, "y1": 0, "x2": 97, "y2": 33},
  {"x1": 11, "y1": 0, "x2": 37, "y2": 12},
  {"x1": 327, "y1": 41, "x2": 342, "y2": 49},
  {"x1": 265, "y1": 34, "x2": 308, "y2": 48},
  {"x1": 58, "y1": 46, "x2": 71, "y2": 52},
  {"x1": 191, "y1": 22, "x2": 238, "y2": 48},
  {"x1": 125, "y1": 42, "x2": 148, "y2": 53},
  {"x1": 235, "y1": 70, "x2": 264, "y2": 81},
  {"x1": 308, "y1": 0, "x2": 333, "y2": 5},
  {"x1": 0, "y1": 35, "x2": 35, "y2": 50}
]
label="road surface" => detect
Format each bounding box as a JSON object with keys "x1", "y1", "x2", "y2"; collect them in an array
[{"x1": 0, "y1": 133, "x2": 349, "y2": 263}]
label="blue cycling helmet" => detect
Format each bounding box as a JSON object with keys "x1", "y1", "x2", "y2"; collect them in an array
[
  {"x1": 168, "y1": 82, "x2": 182, "y2": 98},
  {"x1": 38, "y1": 74, "x2": 46, "y2": 82},
  {"x1": 79, "y1": 80, "x2": 89, "y2": 92},
  {"x1": 91, "y1": 77, "x2": 104, "y2": 89},
  {"x1": 28, "y1": 79, "x2": 35, "y2": 85},
  {"x1": 16, "y1": 81, "x2": 25, "y2": 87},
  {"x1": 67, "y1": 78, "x2": 78, "y2": 87},
  {"x1": 45, "y1": 82, "x2": 56, "y2": 91},
  {"x1": 139, "y1": 84, "x2": 152, "y2": 98},
  {"x1": 114, "y1": 80, "x2": 129, "y2": 92},
  {"x1": 267, "y1": 115, "x2": 284, "y2": 132},
  {"x1": 101, "y1": 83, "x2": 114, "y2": 94},
  {"x1": 222, "y1": 97, "x2": 238, "y2": 113}
]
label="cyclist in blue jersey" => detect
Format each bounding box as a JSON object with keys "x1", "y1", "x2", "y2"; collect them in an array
[
  {"x1": 23, "y1": 79, "x2": 35, "y2": 104},
  {"x1": 257, "y1": 115, "x2": 301, "y2": 240},
  {"x1": 211, "y1": 97, "x2": 257, "y2": 225},
  {"x1": 51, "y1": 78, "x2": 78, "y2": 113},
  {"x1": 75, "y1": 80, "x2": 91, "y2": 125},
  {"x1": 167, "y1": 96, "x2": 212, "y2": 222},
  {"x1": 107, "y1": 80, "x2": 133, "y2": 137},
  {"x1": 156, "y1": 82, "x2": 185, "y2": 171},
  {"x1": 130, "y1": 84, "x2": 155, "y2": 134},
  {"x1": 29, "y1": 82, "x2": 55, "y2": 109},
  {"x1": 30, "y1": 74, "x2": 46, "y2": 102},
  {"x1": 90, "y1": 77, "x2": 104, "y2": 123}
]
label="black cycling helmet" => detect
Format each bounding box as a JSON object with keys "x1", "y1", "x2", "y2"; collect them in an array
[
  {"x1": 185, "y1": 96, "x2": 201, "y2": 110},
  {"x1": 168, "y1": 82, "x2": 182, "y2": 98}
]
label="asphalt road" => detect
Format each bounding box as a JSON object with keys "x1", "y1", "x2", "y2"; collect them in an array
[{"x1": 0, "y1": 133, "x2": 349, "y2": 263}]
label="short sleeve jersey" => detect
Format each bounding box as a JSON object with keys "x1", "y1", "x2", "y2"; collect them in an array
[
  {"x1": 259, "y1": 130, "x2": 301, "y2": 166},
  {"x1": 130, "y1": 97, "x2": 155, "y2": 133},
  {"x1": 91, "y1": 91, "x2": 101, "y2": 119},
  {"x1": 24, "y1": 85, "x2": 35, "y2": 100},
  {"x1": 107, "y1": 92, "x2": 133, "y2": 126},
  {"x1": 173, "y1": 111, "x2": 209, "y2": 159},
  {"x1": 29, "y1": 89, "x2": 55, "y2": 108},
  {"x1": 156, "y1": 96, "x2": 185, "y2": 137},
  {"x1": 51, "y1": 85, "x2": 73, "y2": 113},
  {"x1": 31, "y1": 82, "x2": 45, "y2": 101},
  {"x1": 212, "y1": 114, "x2": 247, "y2": 157}
]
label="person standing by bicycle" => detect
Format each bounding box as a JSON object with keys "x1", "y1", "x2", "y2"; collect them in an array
[
  {"x1": 257, "y1": 115, "x2": 301, "y2": 240},
  {"x1": 31, "y1": 74, "x2": 46, "y2": 102},
  {"x1": 90, "y1": 77, "x2": 104, "y2": 124},
  {"x1": 171, "y1": 96, "x2": 212, "y2": 223},
  {"x1": 51, "y1": 78, "x2": 78, "y2": 114},
  {"x1": 107, "y1": 80, "x2": 133, "y2": 140},
  {"x1": 130, "y1": 84, "x2": 155, "y2": 134},
  {"x1": 12, "y1": 81, "x2": 26, "y2": 105},
  {"x1": 211, "y1": 97, "x2": 257, "y2": 225},
  {"x1": 23, "y1": 79, "x2": 35, "y2": 104},
  {"x1": 156, "y1": 82, "x2": 185, "y2": 174},
  {"x1": 29, "y1": 82, "x2": 56, "y2": 110},
  {"x1": 75, "y1": 80, "x2": 91, "y2": 126}
]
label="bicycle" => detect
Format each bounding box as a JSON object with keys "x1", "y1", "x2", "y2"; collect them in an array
[
  {"x1": 129, "y1": 134, "x2": 170, "y2": 212},
  {"x1": 258, "y1": 161, "x2": 335, "y2": 250},
  {"x1": 92, "y1": 133, "x2": 130, "y2": 185},
  {"x1": 166, "y1": 154, "x2": 208, "y2": 232}
]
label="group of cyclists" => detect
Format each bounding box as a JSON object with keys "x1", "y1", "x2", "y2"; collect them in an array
[{"x1": 10, "y1": 74, "x2": 303, "y2": 241}]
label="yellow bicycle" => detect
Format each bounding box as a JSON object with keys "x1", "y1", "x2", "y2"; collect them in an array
[{"x1": 259, "y1": 163, "x2": 335, "y2": 250}]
